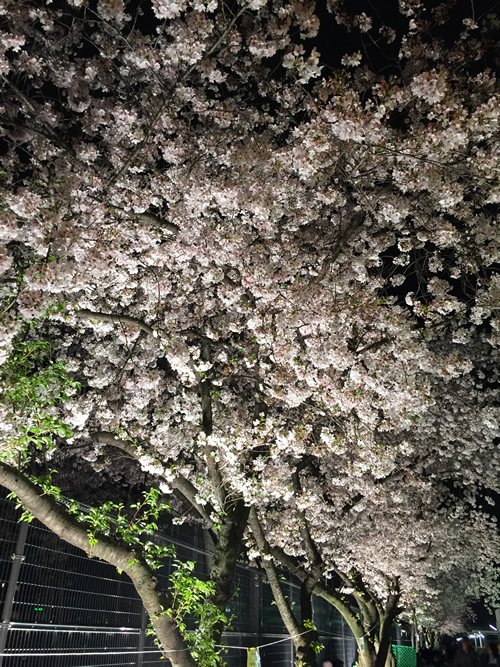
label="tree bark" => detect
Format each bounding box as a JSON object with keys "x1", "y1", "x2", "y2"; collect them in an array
[
  {"x1": 374, "y1": 612, "x2": 395, "y2": 667},
  {"x1": 207, "y1": 498, "x2": 250, "y2": 645},
  {"x1": 248, "y1": 508, "x2": 318, "y2": 667},
  {"x1": 0, "y1": 462, "x2": 197, "y2": 667},
  {"x1": 261, "y1": 556, "x2": 317, "y2": 667}
]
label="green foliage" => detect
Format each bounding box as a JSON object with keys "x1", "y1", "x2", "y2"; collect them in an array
[
  {"x1": 3, "y1": 339, "x2": 80, "y2": 409},
  {"x1": 7, "y1": 469, "x2": 64, "y2": 522},
  {"x1": 11, "y1": 473, "x2": 231, "y2": 664},
  {"x1": 2, "y1": 332, "x2": 229, "y2": 665},
  {"x1": 210, "y1": 387, "x2": 222, "y2": 401},
  {"x1": 6, "y1": 492, "x2": 35, "y2": 523},
  {"x1": 167, "y1": 559, "x2": 228, "y2": 666},
  {"x1": 0, "y1": 335, "x2": 80, "y2": 464},
  {"x1": 66, "y1": 486, "x2": 229, "y2": 664},
  {"x1": 311, "y1": 640, "x2": 324, "y2": 655},
  {"x1": 30, "y1": 470, "x2": 64, "y2": 500},
  {"x1": 9, "y1": 473, "x2": 177, "y2": 573},
  {"x1": 65, "y1": 488, "x2": 175, "y2": 567},
  {"x1": 302, "y1": 619, "x2": 323, "y2": 655}
]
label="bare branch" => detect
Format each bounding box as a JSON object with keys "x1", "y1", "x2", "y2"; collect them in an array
[
  {"x1": 134, "y1": 213, "x2": 180, "y2": 235},
  {"x1": 311, "y1": 211, "x2": 365, "y2": 284},
  {"x1": 75, "y1": 310, "x2": 156, "y2": 337}
]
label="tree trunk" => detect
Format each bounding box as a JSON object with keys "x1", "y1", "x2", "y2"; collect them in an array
[
  {"x1": 0, "y1": 462, "x2": 197, "y2": 667},
  {"x1": 374, "y1": 613, "x2": 395, "y2": 667},
  {"x1": 262, "y1": 558, "x2": 317, "y2": 667},
  {"x1": 248, "y1": 509, "x2": 317, "y2": 667},
  {"x1": 411, "y1": 610, "x2": 417, "y2": 651},
  {"x1": 358, "y1": 648, "x2": 376, "y2": 667},
  {"x1": 296, "y1": 571, "x2": 322, "y2": 667},
  {"x1": 295, "y1": 641, "x2": 319, "y2": 667},
  {"x1": 207, "y1": 498, "x2": 249, "y2": 645},
  {"x1": 422, "y1": 627, "x2": 435, "y2": 650},
  {"x1": 385, "y1": 648, "x2": 396, "y2": 667}
]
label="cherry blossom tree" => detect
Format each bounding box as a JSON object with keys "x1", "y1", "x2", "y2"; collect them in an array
[
  {"x1": 406, "y1": 573, "x2": 475, "y2": 650},
  {"x1": 0, "y1": 0, "x2": 499, "y2": 665},
  {"x1": 247, "y1": 439, "x2": 500, "y2": 667}
]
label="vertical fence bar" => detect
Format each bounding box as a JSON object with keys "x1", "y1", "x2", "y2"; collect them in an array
[
  {"x1": 250, "y1": 571, "x2": 262, "y2": 647},
  {"x1": 342, "y1": 615, "x2": 347, "y2": 667},
  {"x1": 0, "y1": 520, "x2": 29, "y2": 667},
  {"x1": 136, "y1": 606, "x2": 148, "y2": 667}
]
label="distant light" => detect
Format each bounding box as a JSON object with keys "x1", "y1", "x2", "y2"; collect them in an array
[
  {"x1": 490, "y1": 625, "x2": 497, "y2": 632},
  {"x1": 479, "y1": 634, "x2": 485, "y2": 639}
]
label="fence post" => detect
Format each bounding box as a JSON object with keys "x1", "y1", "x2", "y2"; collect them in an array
[
  {"x1": 0, "y1": 521, "x2": 29, "y2": 667},
  {"x1": 342, "y1": 615, "x2": 347, "y2": 667},
  {"x1": 250, "y1": 571, "x2": 262, "y2": 647},
  {"x1": 136, "y1": 605, "x2": 148, "y2": 667}
]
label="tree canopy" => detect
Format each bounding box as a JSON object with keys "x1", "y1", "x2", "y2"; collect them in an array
[{"x1": 0, "y1": 0, "x2": 499, "y2": 665}]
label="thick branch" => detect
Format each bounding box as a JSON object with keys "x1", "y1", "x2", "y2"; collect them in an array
[
  {"x1": 208, "y1": 499, "x2": 250, "y2": 645},
  {"x1": 348, "y1": 568, "x2": 383, "y2": 630},
  {"x1": 370, "y1": 578, "x2": 401, "y2": 667},
  {"x1": 255, "y1": 536, "x2": 365, "y2": 643},
  {"x1": 0, "y1": 462, "x2": 196, "y2": 667},
  {"x1": 75, "y1": 310, "x2": 156, "y2": 337},
  {"x1": 134, "y1": 213, "x2": 180, "y2": 235},
  {"x1": 291, "y1": 461, "x2": 322, "y2": 567},
  {"x1": 287, "y1": 465, "x2": 380, "y2": 638},
  {"x1": 249, "y1": 509, "x2": 321, "y2": 666},
  {"x1": 248, "y1": 508, "x2": 302, "y2": 637},
  {"x1": 356, "y1": 336, "x2": 395, "y2": 355},
  {"x1": 199, "y1": 341, "x2": 225, "y2": 505}
]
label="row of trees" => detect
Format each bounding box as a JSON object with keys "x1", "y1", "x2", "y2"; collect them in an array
[{"x1": 1, "y1": 0, "x2": 499, "y2": 665}]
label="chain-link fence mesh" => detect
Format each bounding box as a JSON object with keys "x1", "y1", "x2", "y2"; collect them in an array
[{"x1": 392, "y1": 645, "x2": 417, "y2": 667}]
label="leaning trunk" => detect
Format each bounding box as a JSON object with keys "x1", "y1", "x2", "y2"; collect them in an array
[
  {"x1": 0, "y1": 463, "x2": 197, "y2": 667},
  {"x1": 260, "y1": 557, "x2": 318, "y2": 667},
  {"x1": 294, "y1": 572, "x2": 321, "y2": 667},
  {"x1": 248, "y1": 509, "x2": 317, "y2": 666}
]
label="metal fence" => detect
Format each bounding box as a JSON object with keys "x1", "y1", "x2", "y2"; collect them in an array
[{"x1": 0, "y1": 490, "x2": 407, "y2": 666}]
